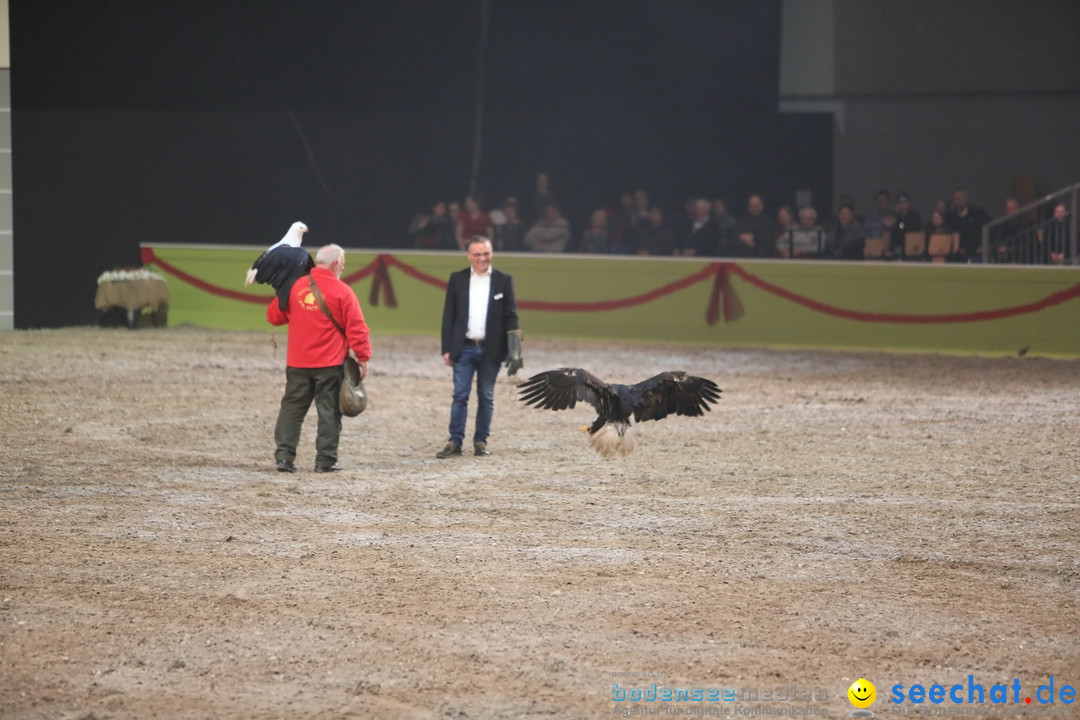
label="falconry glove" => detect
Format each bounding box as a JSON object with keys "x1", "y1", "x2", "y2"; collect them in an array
[{"x1": 506, "y1": 329, "x2": 524, "y2": 376}]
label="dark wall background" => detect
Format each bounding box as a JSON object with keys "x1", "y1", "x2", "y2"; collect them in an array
[{"x1": 12, "y1": 0, "x2": 832, "y2": 328}]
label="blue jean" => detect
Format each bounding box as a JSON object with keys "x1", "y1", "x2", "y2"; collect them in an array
[{"x1": 448, "y1": 343, "x2": 501, "y2": 445}]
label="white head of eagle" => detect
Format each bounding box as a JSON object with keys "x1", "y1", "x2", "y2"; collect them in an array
[{"x1": 244, "y1": 221, "x2": 315, "y2": 309}]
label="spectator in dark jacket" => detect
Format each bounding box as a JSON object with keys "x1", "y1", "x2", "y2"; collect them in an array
[
  {"x1": 633, "y1": 205, "x2": 678, "y2": 256},
  {"x1": 408, "y1": 201, "x2": 455, "y2": 250},
  {"x1": 830, "y1": 205, "x2": 866, "y2": 260},
  {"x1": 493, "y1": 198, "x2": 525, "y2": 252},
  {"x1": 730, "y1": 194, "x2": 777, "y2": 257},
  {"x1": 894, "y1": 192, "x2": 922, "y2": 235},
  {"x1": 678, "y1": 198, "x2": 722, "y2": 257},
  {"x1": 992, "y1": 198, "x2": 1036, "y2": 264},
  {"x1": 947, "y1": 189, "x2": 991, "y2": 261}
]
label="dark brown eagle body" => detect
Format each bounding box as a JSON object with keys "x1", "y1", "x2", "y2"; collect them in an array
[
  {"x1": 246, "y1": 246, "x2": 314, "y2": 311},
  {"x1": 243, "y1": 221, "x2": 312, "y2": 310},
  {"x1": 518, "y1": 368, "x2": 721, "y2": 457}
]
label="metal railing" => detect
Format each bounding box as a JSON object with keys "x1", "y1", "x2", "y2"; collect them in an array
[{"x1": 982, "y1": 182, "x2": 1079, "y2": 264}]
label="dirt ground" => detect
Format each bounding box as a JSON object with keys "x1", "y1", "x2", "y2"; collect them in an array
[{"x1": 1, "y1": 327, "x2": 1078, "y2": 720}]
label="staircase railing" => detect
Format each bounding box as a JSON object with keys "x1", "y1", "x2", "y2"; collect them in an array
[{"x1": 982, "y1": 182, "x2": 1079, "y2": 264}]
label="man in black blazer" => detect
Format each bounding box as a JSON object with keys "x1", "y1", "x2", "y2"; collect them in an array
[{"x1": 437, "y1": 236, "x2": 521, "y2": 458}]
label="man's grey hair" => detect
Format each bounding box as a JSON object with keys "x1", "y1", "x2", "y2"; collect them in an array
[{"x1": 316, "y1": 244, "x2": 344, "y2": 267}]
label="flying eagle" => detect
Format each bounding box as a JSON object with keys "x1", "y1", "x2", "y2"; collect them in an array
[
  {"x1": 518, "y1": 368, "x2": 721, "y2": 458},
  {"x1": 244, "y1": 221, "x2": 313, "y2": 310}
]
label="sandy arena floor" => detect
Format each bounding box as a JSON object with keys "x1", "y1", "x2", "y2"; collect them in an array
[{"x1": 1, "y1": 328, "x2": 1078, "y2": 719}]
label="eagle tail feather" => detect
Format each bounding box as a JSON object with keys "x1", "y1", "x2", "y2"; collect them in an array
[{"x1": 587, "y1": 421, "x2": 634, "y2": 459}]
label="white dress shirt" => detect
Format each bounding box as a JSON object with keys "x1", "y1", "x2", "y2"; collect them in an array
[{"x1": 466, "y1": 267, "x2": 492, "y2": 340}]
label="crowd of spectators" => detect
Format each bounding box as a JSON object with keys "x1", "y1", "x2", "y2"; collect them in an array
[{"x1": 406, "y1": 173, "x2": 1073, "y2": 265}]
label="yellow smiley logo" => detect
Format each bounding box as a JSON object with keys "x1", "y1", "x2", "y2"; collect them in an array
[{"x1": 848, "y1": 678, "x2": 876, "y2": 709}]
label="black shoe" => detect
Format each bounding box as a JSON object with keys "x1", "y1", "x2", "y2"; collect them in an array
[
  {"x1": 474, "y1": 442, "x2": 491, "y2": 457},
  {"x1": 436, "y1": 442, "x2": 462, "y2": 459},
  {"x1": 314, "y1": 464, "x2": 343, "y2": 473},
  {"x1": 276, "y1": 459, "x2": 296, "y2": 473}
]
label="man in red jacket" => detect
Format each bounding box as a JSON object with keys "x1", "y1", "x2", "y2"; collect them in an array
[{"x1": 266, "y1": 244, "x2": 371, "y2": 473}]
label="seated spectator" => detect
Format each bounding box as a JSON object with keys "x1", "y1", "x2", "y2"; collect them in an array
[
  {"x1": 730, "y1": 194, "x2": 777, "y2": 257},
  {"x1": 680, "y1": 197, "x2": 697, "y2": 235},
  {"x1": 946, "y1": 189, "x2": 991, "y2": 261},
  {"x1": 1040, "y1": 203, "x2": 1071, "y2": 264},
  {"x1": 609, "y1": 211, "x2": 633, "y2": 254},
  {"x1": 711, "y1": 198, "x2": 736, "y2": 250},
  {"x1": 774, "y1": 206, "x2": 795, "y2": 255},
  {"x1": 829, "y1": 204, "x2": 866, "y2": 259},
  {"x1": 882, "y1": 211, "x2": 902, "y2": 258},
  {"x1": 924, "y1": 209, "x2": 958, "y2": 260},
  {"x1": 533, "y1": 172, "x2": 556, "y2": 223},
  {"x1": 932, "y1": 197, "x2": 949, "y2": 219},
  {"x1": 580, "y1": 208, "x2": 612, "y2": 254},
  {"x1": 838, "y1": 194, "x2": 864, "y2": 224},
  {"x1": 488, "y1": 199, "x2": 506, "y2": 227},
  {"x1": 631, "y1": 190, "x2": 650, "y2": 228},
  {"x1": 992, "y1": 198, "x2": 1036, "y2": 264},
  {"x1": 456, "y1": 195, "x2": 494, "y2": 250},
  {"x1": 608, "y1": 193, "x2": 635, "y2": 250},
  {"x1": 448, "y1": 201, "x2": 461, "y2": 233},
  {"x1": 780, "y1": 206, "x2": 825, "y2": 258},
  {"x1": 523, "y1": 204, "x2": 571, "y2": 252},
  {"x1": 633, "y1": 205, "x2": 677, "y2": 256},
  {"x1": 925, "y1": 208, "x2": 951, "y2": 235},
  {"x1": 678, "y1": 198, "x2": 722, "y2": 257},
  {"x1": 892, "y1": 192, "x2": 922, "y2": 260},
  {"x1": 408, "y1": 200, "x2": 454, "y2": 250},
  {"x1": 894, "y1": 192, "x2": 921, "y2": 235},
  {"x1": 493, "y1": 198, "x2": 525, "y2": 252},
  {"x1": 864, "y1": 189, "x2": 892, "y2": 238}
]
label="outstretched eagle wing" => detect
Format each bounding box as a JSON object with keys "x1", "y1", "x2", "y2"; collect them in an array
[
  {"x1": 518, "y1": 368, "x2": 621, "y2": 419},
  {"x1": 630, "y1": 371, "x2": 722, "y2": 423}
]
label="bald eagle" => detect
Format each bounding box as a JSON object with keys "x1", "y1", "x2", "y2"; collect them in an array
[
  {"x1": 244, "y1": 221, "x2": 313, "y2": 310},
  {"x1": 518, "y1": 368, "x2": 721, "y2": 458}
]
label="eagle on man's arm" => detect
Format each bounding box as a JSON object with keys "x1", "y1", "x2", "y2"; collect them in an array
[
  {"x1": 518, "y1": 368, "x2": 722, "y2": 458},
  {"x1": 244, "y1": 221, "x2": 314, "y2": 310}
]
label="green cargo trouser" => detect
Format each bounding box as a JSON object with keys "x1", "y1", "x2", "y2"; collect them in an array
[{"x1": 274, "y1": 365, "x2": 343, "y2": 469}]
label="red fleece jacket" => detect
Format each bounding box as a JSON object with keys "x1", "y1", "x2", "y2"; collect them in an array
[{"x1": 266, "y1": 267, "x2": 372, "y2": 368}]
